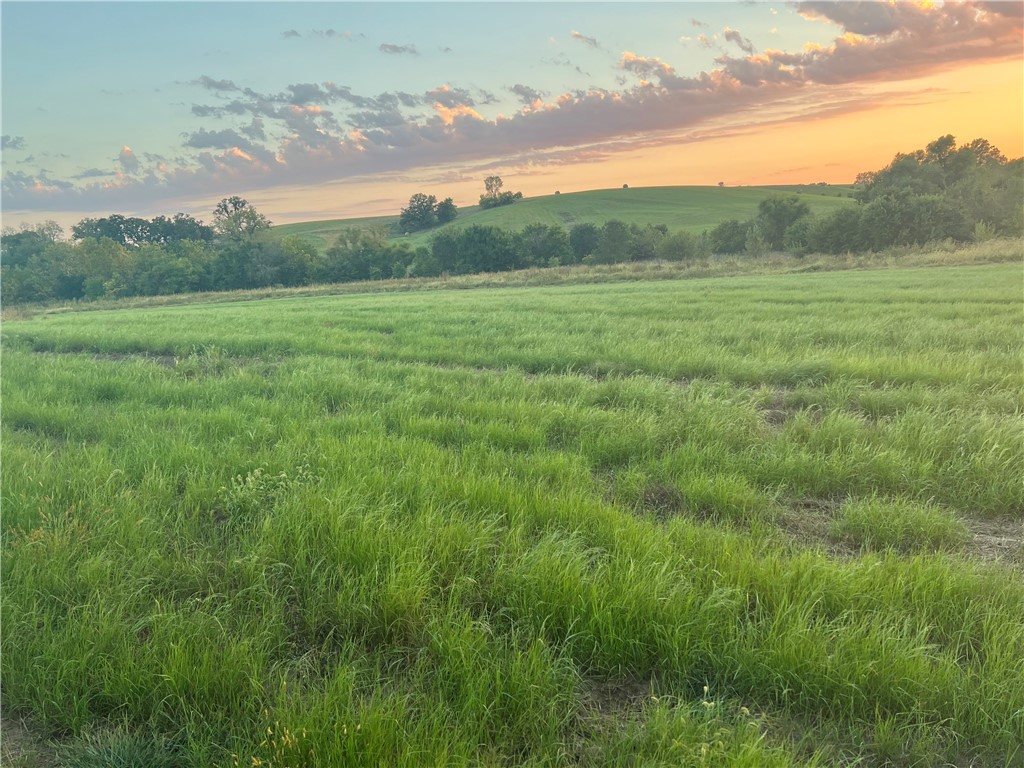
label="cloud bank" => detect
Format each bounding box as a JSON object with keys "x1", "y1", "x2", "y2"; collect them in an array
[{"x1": 5, "y1": 1, "x2": 1019, "y2": 213}]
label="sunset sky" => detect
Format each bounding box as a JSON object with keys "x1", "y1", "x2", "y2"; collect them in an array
[{"x1": 2, "y1": 1, "x2": 1021, "y2": 229}]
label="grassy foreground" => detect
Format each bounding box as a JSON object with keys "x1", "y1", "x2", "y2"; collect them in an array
[
  {"x1": 275, "y1": 185, "x2": 856, "y2": 250},
  {"x1": 2, "y1": 256, "x2": 1023, "y2": 765}
]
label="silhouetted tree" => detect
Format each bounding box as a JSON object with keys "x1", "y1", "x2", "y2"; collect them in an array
[
  {"x1": 399, "y1": 193, "x2": 439, "y2": 231},
  {"x1": 479, "y1": 176, "x2": 523, "y2": 209},
  {"x1": 435, "y1": 197, "x2": 458, "y2": 224},
  {"x1": 213, "y1": 197, "x2": 270, "y2": 242}
]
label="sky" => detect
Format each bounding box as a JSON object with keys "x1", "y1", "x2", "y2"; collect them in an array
[{"x1": 2, "y1": 1, "x2": 1021, "y2": 229}]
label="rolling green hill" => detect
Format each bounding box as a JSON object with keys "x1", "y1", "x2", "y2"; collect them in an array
[{"x1": 276, "y1": 184, "x2": 856, "y2": 251}]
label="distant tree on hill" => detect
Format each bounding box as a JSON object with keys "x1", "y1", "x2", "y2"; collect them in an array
[
  {"x1": 479, "y1": 175, "x2": 523, "y2": 209},
  {"x1": 485, "y1": 176, "x2": 503, "y2": 198},
  {"x1": 399, "y1": 193, "x2": 439, "y2": 231},
  {"x1": 398, "y1": 194, "x2": 458, "y2": 231},
  {"x1": 435, "y1": 197, "x2": 458, "y2": 224},
  {"x1": 213, "y1": 197, "x2": 270, "y2": 242}
]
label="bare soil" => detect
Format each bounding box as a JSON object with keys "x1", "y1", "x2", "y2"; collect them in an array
[
  {"x1": 0, "y1": 714, "x2": 57, "y2": 768},
  {"x1": 965, "y1": 518, "x2": 1024, "y2": 566},
  {"x1": 777, "y1": 498, "x2": 1024, "y2": 567}
]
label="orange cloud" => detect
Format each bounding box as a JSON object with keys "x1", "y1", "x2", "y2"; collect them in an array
[{"x1": 434, "y1": 103, "x2": 483, "y2": 125}]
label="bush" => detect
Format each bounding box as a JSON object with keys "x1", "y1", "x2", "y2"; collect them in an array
[
  {"x1": 569, "y1": 223, "x2": 600, "y2": 262},
  {"x1": 435, "y1": 197, "x2": 458, "y2": 224},
  {"x1": 406, "y1": 247, "x2": 442, "y2": 278},
  {"x1": 586, "y1": 220, "x2": 631, "y2": 265},
  {"x1": 782, "y1": 217, "x2": 812, "y2": 254},
  {"x1": 755, "y1": 194, "x2": 810, "y2": 250},
  {"x1": 656, "y1": 231, "x2": 702, "y2": 261},
  {"x1": 708, "y1": 219, "x2": 749, "y2": 255},
  {"x1": 973, "y1": 221, "x2": 997, "y2": 242},
  {"x1": 479, "y1": 190, "x2": 523, "y2": 209},
  {"x1": 628, "y1": 224, "x2": 666, "y2": 262},
  {"x1": 516, "y1": 223, "x2": 572, "y2": 267},
  {"x1": 744, "y1": 222, "x2": 770, "y2": 257},
  {"x1": 806, "y1": 208, "x2": 865, "y2": 254}
]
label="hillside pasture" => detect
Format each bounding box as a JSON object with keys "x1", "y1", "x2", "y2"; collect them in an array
[{"x1": 275, "y1": 185, "x2": 857, "y2": 251}]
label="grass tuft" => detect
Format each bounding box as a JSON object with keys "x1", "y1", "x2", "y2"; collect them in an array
[{"x1": 831, "y1": 496, "x2": 971, "y2": 553}]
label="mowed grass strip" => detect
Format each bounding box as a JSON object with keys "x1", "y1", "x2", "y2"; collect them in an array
[{"x1": 2, "y1": 260, "x2": 1022, "y2": 766}]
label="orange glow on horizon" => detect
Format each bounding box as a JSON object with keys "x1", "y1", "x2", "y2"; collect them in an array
[
  {"x1": 530, "y1": 57, "x2": 1023, "y2": 194},
  {"x1": 258, "y1": 57, "x2": 1022, "y2": 222},
  {"x1": 6, "y1": 58, "x2": 1021, "y2": 230}
]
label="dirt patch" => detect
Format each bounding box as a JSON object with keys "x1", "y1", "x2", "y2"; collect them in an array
[
  {"x1": 566, "y1": 676, "x2": 660, "y2": 765},
  {"x1": 28, "y1": 348, "x2": 178, "y2": 369},
  {"x1": 778, "y1": 499, "x2": 1024, "y2": 567},
  {"x1": 774, "y1": 498, "x2": 858, "y2": 558},
  {"x1": 582, "y1": 676, "x2": 659, "y2": 718},
  {"x1": 94, "y1": 351, "x2": 178, "y2": 368},
  {"x1": 0, "y1": 714, "x2": 58, "y2": 768},
  {"x1": 632, "y1": 483, "x2": 723, "y2": 524},
  {"x1": 759, "y1": 392, "x2": 824, "y2": 429},
  {"x1": 965, "y1": 518, "x2": 1024, "y2": 567},
  {"x1": 638, "y1": 483, "x2": 684, "y2": 520}
]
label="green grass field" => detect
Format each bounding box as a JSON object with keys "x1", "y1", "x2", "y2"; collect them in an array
[
  {"x1": 2, "y1": 252, "x2": 1022, "y2": 766},
  {"x1": 275, "y1": 185, "x2": 856, "y2": 251}
]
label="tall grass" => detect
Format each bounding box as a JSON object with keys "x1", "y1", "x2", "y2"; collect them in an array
[{"x1": 2, "y1": 259, "x2": 1022, "y2": 765}]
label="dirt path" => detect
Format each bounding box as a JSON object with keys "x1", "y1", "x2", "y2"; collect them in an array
[
  {"x1": 966, "y1": 518, "x2": 1024, "y2": 566},
  {"x1": 1, "y1": 714, "x2": 58, "y2": 768}
]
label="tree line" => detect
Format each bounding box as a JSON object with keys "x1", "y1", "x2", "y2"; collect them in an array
[
  {"x1": 706, "y1": 135, "x2": 1021, "y2": 255},
  {"x1": 2, "y1": 135, "x2": 1019, "y2": 305}
]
